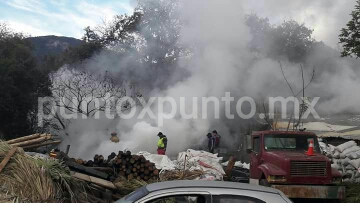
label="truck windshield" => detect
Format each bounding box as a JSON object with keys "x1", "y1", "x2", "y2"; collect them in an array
[{"x1": 264, "y1": 134, "x2": 320, "y2": 152}]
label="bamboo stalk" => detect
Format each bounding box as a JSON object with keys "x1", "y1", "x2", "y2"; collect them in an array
[
  {"x1": 21, "y1": 140, "x2": 62, "y2": 149},
  {"x1": 10, "y1": 134, "x2": 52, "y2": 147},
  {"x1": 6, "y1": 133, "x2": 41, "y2": 144}
]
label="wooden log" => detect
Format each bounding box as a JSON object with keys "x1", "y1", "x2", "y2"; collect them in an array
[
  {"x1": 153, "y1": 169, "x2": 159, "y2": 176},
  {"x1": 132, "y1": 168, "x2": 137, "y2": 172},
  {"x1": 144, "y1": 176, "x2": 149, "y2": 181},
  {"x1": 21, "y1": 140, "x2": 62, "y2": 149},
  {"x1": 144, "y1": 170, "x2": 149, "y2": 175},
  {"x1": 71, "y1": 172, "x2": 116, "y2": 190},
  {"x1": 148, "y1": 166, "x2": 154, "y2": 171},
  {"x1": 65, "y1": 161, "x2": 108, "y2": 180},
  {"x1": 136, "y1": 165, "x2": 141, "y2": 170},
  {"x1": 116, "y1": 159, "x2": 122, "y2": 164},
  {"x1": 90, "y1": 167, "x2": 114, "y2": 172},
  {"x1": 6, "y1": 134, "x2": 41, "y2": 144},
  {"x1": 10, "y1": 134, "x2": 51, "y2": 147},
  {"x1": 126, "y1": 169, "x2": 131, "y2": 175},
  {"x1": 128, "y1": 174, "x2": 134, "y2": 180},
  {"x1": 130, "y1": 158, "x2": 135, "y2": 164},
  {"x1": 119, "y1": 171, "x2": 125, "y2": 177},
  {"x1": 0, "y1": 147, "x2": 17, "y2": 173},
  {"x1": 140, "y1": 168, "x2": 144, "y2": 172}
]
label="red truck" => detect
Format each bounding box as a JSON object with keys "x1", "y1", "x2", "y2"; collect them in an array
[{"x1": 247, "y1": 131, "x2": 345, "y2": 202}]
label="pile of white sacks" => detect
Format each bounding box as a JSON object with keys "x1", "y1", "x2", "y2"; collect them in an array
[
  {"x1": 320, "y1": 140, "x2": 360, "y2": 183},
  {"x1": 138, "y1": 149, "x2": 226, "y2": 181}
]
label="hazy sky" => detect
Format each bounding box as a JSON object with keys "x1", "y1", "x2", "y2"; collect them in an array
[{"x1": 0, "y1": 0, "x2": 357, "y2": 47}]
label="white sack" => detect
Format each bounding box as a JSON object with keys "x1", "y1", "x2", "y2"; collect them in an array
[
  {"x1": 137, "y1": 151, "x2": 176, "y2": 170},
  {"x1": 333, "y1": 151, "x2": 340, "y2": 158},
  {"x1": 348, "y1": 152, "x2": 360, "y2": 160},
  {"x1": 340, "y1": 146, "x2": 360, "y2": 158},
  {"x1": 350, "y1": 158, "x2": 360, "y2": 169},
  {"x1": 336, "y1": 141, "x2": 356, "y2": 153},
  {"x1": 341, "y1": 157, "x2": 351, "y2": 166},
  {"x1": 328, "y1": 144, "x2": 336, "y2": 153},
  {"x1": 346, "y1": 165, "x2": 356, "y2": 170},
  {"x1": 331, "y1": 163, "x2": 341, "y2": 170}
]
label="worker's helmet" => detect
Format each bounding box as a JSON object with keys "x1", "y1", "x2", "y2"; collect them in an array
[
  {"x1": 111, "y1": 132, "x2": 117, "y2": 136},
  {"x1": 212, "y1": 130, "x2": 217, "y2": 134},
  {"x1": 157, "y1": 132, "x2": 163, "y2": 136}
]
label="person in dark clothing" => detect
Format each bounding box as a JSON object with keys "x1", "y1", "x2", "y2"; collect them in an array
[
  {"x1": 212, "y1": 130, "x2": 221, "y2": 153},
  {"x1": 207, "y1": 133, "x2": 215, "y2": 153},
  {"x1": 157, "y1": 132, "x2": 168, "y2": 155}
]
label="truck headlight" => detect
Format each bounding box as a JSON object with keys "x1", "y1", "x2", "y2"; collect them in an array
[{"x1": 267, "y1": 175, "x2": 287, "y2": 183}]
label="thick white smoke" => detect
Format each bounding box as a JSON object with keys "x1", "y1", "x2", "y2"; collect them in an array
[{"x1": 56, "y1": 0, "x2": 360, "y2": 160}]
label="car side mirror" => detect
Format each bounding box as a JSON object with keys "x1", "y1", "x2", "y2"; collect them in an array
[{"x1": 246, "y1": 149, "x2": 253, "y2": 154}]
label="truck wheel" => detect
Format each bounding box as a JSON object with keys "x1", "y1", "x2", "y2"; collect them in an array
[{"x1": 259, "y1": 179, "x2": 270, "y2": 187}]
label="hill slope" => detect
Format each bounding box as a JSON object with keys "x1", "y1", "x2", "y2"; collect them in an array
[{"x1": 27, "y1": 35, "x2": 83, "y2": 59}]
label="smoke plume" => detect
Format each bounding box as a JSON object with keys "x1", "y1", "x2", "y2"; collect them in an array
[{"x1": 56, "y1": 0, "x2": 360, "y2": 160}]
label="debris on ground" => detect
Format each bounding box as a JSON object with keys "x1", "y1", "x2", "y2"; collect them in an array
[{"x1": 0, "y1": 141, "x2": 91, "y2": 202}]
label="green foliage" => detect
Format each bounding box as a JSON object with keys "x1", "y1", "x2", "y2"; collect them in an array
[
  {"x1": 339, "y1": 0, "x2": 360, "y2": 58},
  {"x1": 245, "y1": 14, "x2": 315, "y2": 62},
  {"x1": 0, "y1": 23, "x2": 51, "y2": 139},
  {"x1": 343, "y1": 184, "x2": 360, "y2": 203}
]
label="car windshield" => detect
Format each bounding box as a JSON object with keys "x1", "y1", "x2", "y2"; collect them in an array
[
  {"x1": 264, "y1": 134, "x2": 320, "y2": 152},
  {"x1": 115, "y1": 186, "x2": 148, "y2": 203}
]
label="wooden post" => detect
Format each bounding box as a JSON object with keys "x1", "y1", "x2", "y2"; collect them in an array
[
  {"x1": 0, "y1": 147, "x2": 17, "y2": 173},
  {"x1": 225, "y1": 156, "x2": 236, "y2": 181},
  {"x1": 66, "y1": 145, "x2": 70, "y2": 155}
]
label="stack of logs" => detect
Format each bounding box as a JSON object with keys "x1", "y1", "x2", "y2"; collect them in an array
[{"x1": 75, "y1": 151, "x2": 159, "y2": 181}]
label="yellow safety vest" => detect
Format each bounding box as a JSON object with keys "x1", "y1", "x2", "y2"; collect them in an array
[{"x1": 157, "y1": 138, "x2": 165, "y2": 148}]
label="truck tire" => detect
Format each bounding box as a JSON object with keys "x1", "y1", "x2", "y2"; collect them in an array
[{"x1": 259, "y1": 179, "x2": 270, "y2": 187}]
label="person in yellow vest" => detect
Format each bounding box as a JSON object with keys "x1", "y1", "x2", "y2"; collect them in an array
[{"x1": 157, "y1": 132, "x2": 168, "y2": 155}]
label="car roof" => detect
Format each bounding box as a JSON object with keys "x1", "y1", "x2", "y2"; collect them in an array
[{"x1": 145, "y1": 180, "x2": 279, "y2": 194}]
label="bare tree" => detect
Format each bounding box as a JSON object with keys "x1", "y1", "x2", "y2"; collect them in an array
[
  {"x1": 255, "y1": 100, "x2": 274, "y2": 130},
  {"x1": 278, "y1": 61, "x2": 315, "y2": 131},
  {"x1": 49, "y1": 67, "x2": 138, "y2": 132}
]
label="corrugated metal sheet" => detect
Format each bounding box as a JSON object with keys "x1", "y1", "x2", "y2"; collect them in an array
[{"x1": 319, "y1": 130, "x2": 360, "y2": 140}]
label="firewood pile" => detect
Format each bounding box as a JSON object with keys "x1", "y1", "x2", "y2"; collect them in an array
[
  {"x1": 5, "y1": 133, "x2": 61, "y2": 149},
  {"x1": 73, "y1": 151, "x2": 159, "y2": 182}
]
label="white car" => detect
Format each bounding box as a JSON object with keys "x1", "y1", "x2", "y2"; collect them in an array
[{"x1": 115, "y1": 180, "x2": 292, "y2": 203}]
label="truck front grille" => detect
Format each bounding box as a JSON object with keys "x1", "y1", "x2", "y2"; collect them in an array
[{"x1": 290, "y1": 161, "x2": 327, "y2": 177}]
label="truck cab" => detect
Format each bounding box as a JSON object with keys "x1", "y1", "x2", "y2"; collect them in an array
[{"x1": 247, "y1": 131, "x2": 345, "y2": 200}]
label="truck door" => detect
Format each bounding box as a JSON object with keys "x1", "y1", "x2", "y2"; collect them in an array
[{"x1": 250, "y1": 136, "x2": 262, "y2": 179}]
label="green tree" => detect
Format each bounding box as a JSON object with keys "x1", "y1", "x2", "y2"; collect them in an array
[
  {"x1": 0, "y1": 23, "x2": 51, "y2": 139},
  {"x1": 83, "y1": 0, "x2": 186, "y2": 91},
  {"x1": 245, "y1": 14, "x2": 315, "y2": 62},
  {"x1": 339, "y1": 0, "x2": 360, "y2": 58}
]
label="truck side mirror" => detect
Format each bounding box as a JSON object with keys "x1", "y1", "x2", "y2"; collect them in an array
[
  {"x1": 246, "y1": 135, "x2": 252, "y2": 154},
  {"x1": 246, "y1": 149, "x2": 253, "y2": 154}
]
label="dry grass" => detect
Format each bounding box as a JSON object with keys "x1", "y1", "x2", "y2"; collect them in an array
[
  {"x1": 0, "y1": 141, "x2": 88, "y2": 202},
  {"x1": 159, "y1": 170, "x2": 204, "y2": 182},
  {"x1": 114, "y1": 176, "x2": 151, "y2": 195}
]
